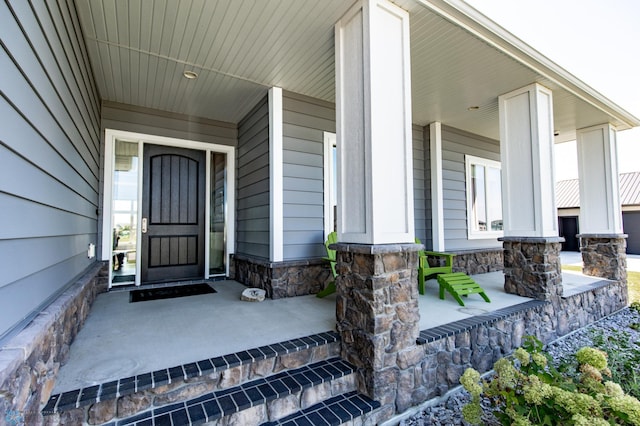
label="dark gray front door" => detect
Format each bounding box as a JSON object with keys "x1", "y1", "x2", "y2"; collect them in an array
[{"x1": 141, "y1": 144, "x2": 205, "y2": 283}]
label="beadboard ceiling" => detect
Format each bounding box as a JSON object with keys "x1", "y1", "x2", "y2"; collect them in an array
[{"x1": 75, "y1": 0, "x2": 639, "y2": 141}]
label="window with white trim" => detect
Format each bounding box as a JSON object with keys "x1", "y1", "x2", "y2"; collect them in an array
[{"x1": 465, "y1": 155, "x2": 503, "y2": 239}]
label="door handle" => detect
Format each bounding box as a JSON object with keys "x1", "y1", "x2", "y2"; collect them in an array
[{"x1": 141, "y1": 218, "x2": 148, "y2": 234}]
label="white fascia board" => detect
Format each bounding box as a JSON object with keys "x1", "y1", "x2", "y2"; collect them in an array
[
  {"x1": 413, "y1": 0, "x2": 640, "y2": 129},
  {"x1": 269, "y1": 87, "x2": 284, "y2": 262}
]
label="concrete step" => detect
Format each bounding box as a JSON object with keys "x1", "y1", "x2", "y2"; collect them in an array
[
  {"x1": 260, "y1": 391, "x2": 382, "y2": 426},
  {"x1": 103, "y1": 357, "x2": 362, "y2": 425},
  {"x1": 42, "y1": 331, "x2": 340, "y2": 425}
]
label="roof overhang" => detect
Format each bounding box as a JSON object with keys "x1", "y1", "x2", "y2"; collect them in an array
[{"x1": 76, "y1": 0, "x2": 640, "y2": 141}]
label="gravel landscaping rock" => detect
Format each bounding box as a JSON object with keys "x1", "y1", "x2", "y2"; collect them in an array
[{"x1": 400, "y1": 307, "x2": 640, "y2": 425}]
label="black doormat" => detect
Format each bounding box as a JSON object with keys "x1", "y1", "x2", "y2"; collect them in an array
[
  {"x1": 129, "y1": 283, "x2": 216, "y2": 303},
  {"x1": 113, "y1": 274, "x2": 135, "y2": 284}
]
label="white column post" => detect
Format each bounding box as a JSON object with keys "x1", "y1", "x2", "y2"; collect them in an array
[
  {"x1": 498, "y1": 83, "x2": 558, "y2": 238},
  {"x1": 335, "y1": 0, "x2": 414, "y2": 244},
  {"x1": 269, "y1": 87, "x2": 284, "y2": 261},
  {"x1": 429, "y1": 122, "x2": 445, "y2": 251},
  {"x1": 576, "y1": 124, "x2": 623, "y2": 234},
  {"x1": 499, "y1": 83, "x2": 563, "y2": 299}
]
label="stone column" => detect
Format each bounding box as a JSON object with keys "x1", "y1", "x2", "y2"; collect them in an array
[
  {"x1": 334, "y1": 243, "x2": 423, "y2": 412},
  {"x1": 500, "y1": 237, "x2": 564, "y2": 300},
  {"x1": 578, "y1": 234, "x2": 627, "y2": 282},
  {"x1": 498, "y1": 84, "x2": 563, "y2": 299},
  {"x1": 576, "y1": 125, "x2": 626, "y2": 282}
]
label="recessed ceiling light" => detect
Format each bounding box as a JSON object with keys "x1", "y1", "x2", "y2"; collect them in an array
[
  {"x1": 467, "y1": 106, "x2": 480, "y2": 111},
  {"x1": 183, "y1": 70, "x2": 198, "y2": 80}
]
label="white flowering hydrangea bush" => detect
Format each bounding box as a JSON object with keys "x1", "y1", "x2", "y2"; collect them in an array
[{"x1": 460, "y1": 335, "x2": 640, "y2": 425}]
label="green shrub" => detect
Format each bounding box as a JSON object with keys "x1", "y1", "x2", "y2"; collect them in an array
[
  {"x1": 589, "y1": 329, "x2": 640, "y2": 399},
  {"x1": 460, "y1": 335, "x2": 640, "y2": 425}
]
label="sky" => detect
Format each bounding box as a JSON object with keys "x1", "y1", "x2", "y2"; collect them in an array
[{"x1": 464, "y1": 0, "x2": 640, "y2": 181}]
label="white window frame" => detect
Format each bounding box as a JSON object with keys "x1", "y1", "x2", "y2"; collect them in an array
[{"x1": 465, "y1": 154, "x2": 504, "y2": 240}]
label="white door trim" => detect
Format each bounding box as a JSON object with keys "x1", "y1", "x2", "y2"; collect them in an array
[{"x1": 103, "y1": 129, "x2": 236, "y2": 285}]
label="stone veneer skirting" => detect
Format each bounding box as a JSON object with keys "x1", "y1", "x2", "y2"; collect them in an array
[
  {"x1": 451, "y1": 248, "x2": 503, "y2": 275},
  {"x1": 0, "y1": 262, "x2": 108, "y2": 425},
  {"x1": 231, "y1": 254, "x2": 333, "y2": 299},
  {"x1": 395, "y1": 278, "x2": 627, "y2": 413}
]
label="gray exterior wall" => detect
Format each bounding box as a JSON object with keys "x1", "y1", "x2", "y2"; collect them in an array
[
  {"x1": 236, "y1": 96, "x2": 270, "y2": 259},
  {"x1": 99, "y1": 101, "x2": 238, "y2": 258},
  {"x1": 282, "y1": 92, "x2": 335, "y2": 260},
  {"x1": 441, "y1": 126, "x2": 502, "y2": 250},
  {"x1": 414, "y1": 125, "x2": 430, "y2": 246},
  {"x1": 101, "y1": 101, "x2": 238, "y2": 147},
  {"x1": 0, "y1": 1, "x2": 101, "y2": 340}
]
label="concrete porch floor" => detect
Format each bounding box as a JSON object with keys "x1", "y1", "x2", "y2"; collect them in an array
[{"x1": 53, "y1": 270, "x2": 610, "y2": 394}]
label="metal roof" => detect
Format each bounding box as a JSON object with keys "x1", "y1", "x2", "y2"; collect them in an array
[{"x1": 556, "y1": 172, "x2": 640, "y2": 208}]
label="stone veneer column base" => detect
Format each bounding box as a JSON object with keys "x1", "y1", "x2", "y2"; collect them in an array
[
  {"x1": 333, "y1": 242, "x2": 422, "y2": 419},
  {"x1": 500, "y1": 237, "x2": 564, "y2": 300},
  {"x1": 578, "y1": 234, "x2": 628, "y2": 282},
  {"x1": 231, "y1": 254, "x2": 333, "y2": 299},
  {"x1": 0, "y1": 262, "x2": 108, "y2": 425}
]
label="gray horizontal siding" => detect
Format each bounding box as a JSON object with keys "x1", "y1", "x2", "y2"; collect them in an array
[
  {"x1": 236, "y1": 96, "x2": 270, "y2": 259},
  {"x1": 441, "y1": 126, "x2": 501, "y2": 250},
  {"x1": 282, "y1": 91, "x2": 335, "y2": 260},
  {"x1": 0, "y1": 0, "x2": 101, "y2": 340},
  {"x1": 101, "y1": 101, "x2": 238, "y2": 147}
]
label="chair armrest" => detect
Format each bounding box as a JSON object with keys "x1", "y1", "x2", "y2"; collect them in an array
[{"x1": 423, "y1": 251, "x2": 455, "y2": 267}]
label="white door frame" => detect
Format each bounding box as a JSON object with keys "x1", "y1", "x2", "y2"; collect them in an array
[{"x1": 102, "y1": 129, "x2": 235, "y2": 286}]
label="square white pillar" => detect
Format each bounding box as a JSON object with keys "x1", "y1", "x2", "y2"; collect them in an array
[
  {"x1": 498, "y1": 83, "x2": 558, "y2": 238},
  {"x1": 576, "y1": 124, "x2": 623, "y2": 234},
  {"x1": 269, "y1": 87, "x2": 284, "y2": 261},
  {"x1": 335, "y1": 0, "x2": 414, "y2": 244}
]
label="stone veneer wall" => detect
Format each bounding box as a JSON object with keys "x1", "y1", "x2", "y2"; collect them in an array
[
  {"x1": 333, "y1": 242, "x2": 422, "y2": 423},
  {"x1": 579, "y1": 234, "x2": 627, "y2": 282},
  {"x1": 0, "y1": 262, "x2": 108, "y2": 425},
  {"x1": 231, "y1": 254, "x2": 332, "y2": 299},
  {"x1": 451, "y1": 248, "x2": 503, "y2": 275},
  {"x1": 396, "y1": 279, "x2": 627, "y2": 412}
]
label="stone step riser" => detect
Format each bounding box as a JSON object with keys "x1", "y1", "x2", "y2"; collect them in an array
[
  {"x1": 100, "y1": 357, "x2": 357, "y2": 426},
  {"x1": 185, "y1": 372, "x2": 357, "y2": 425},
  {"x1": 43, "y1": 332, "x2": 340, "y2": 425},
  {"x1": 260, "y1": 390, "x2": 387, "y2": 426}
]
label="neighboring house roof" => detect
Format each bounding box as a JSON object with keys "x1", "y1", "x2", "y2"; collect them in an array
[{"x1": 556, "y1": 172, "x2": 640, "y2": 208}]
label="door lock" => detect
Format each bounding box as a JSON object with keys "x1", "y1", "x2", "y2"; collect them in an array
[{"x1": 141, "y1": 218, "x2": 148, "y2": 233}]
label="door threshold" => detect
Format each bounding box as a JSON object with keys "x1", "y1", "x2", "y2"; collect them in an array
[{"x1": 108, "y1": 278, "x2": 225, "y2": 293}]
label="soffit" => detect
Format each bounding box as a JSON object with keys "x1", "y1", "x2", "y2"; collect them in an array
[{"x1": 75, "y1": 0, "x2": 637, "y2": 140}]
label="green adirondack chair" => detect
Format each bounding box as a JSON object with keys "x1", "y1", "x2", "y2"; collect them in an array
[
  {"x1": 415, "y1": 238, "x2": 455, "y2": 295},
  {"x1": 415, "y1": 238, "x2": 490, "y2": 306},
  {"x1": 316, "y1": 231, "x2": 338, "y2": 298}
]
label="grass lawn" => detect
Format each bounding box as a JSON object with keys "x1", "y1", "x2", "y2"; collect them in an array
[{"x1": 562, "y1": 264, "x2": 640, "y2": 303}]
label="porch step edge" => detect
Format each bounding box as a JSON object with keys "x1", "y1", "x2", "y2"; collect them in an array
[
  {"x1": 42, "y1": 330, "x2": 339, "y2": 415},
  {"x1": 102, "y1": 357, "x2": 356, "y2": 426},
  {"x1": 260, "y1": 390, "x2": 381, "y2": 426}
]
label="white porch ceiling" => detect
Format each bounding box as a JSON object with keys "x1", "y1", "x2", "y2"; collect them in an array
[{"x1": 75, "y1": 0, "x2": 639, "y2": 141}]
